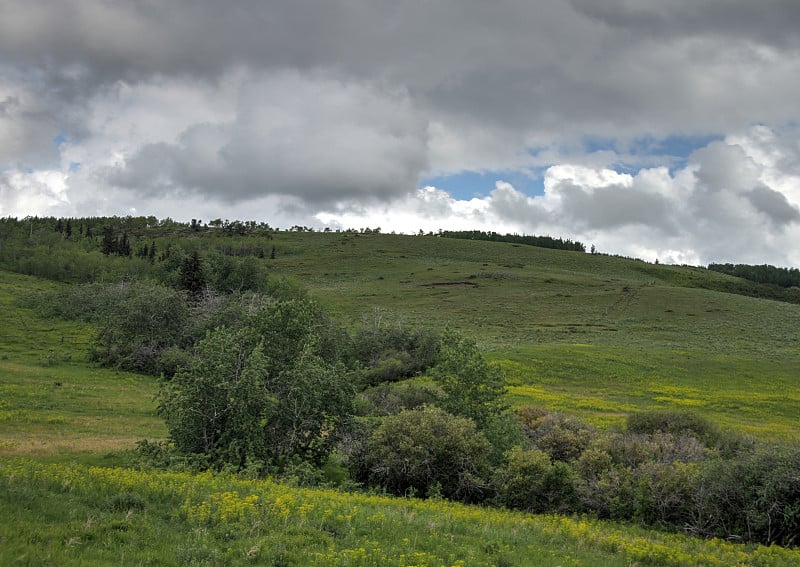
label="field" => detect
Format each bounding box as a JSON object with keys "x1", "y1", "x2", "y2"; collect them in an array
[
  {"x1": 269, "y1": 232, "x2": 800, "y2": 439},
  {"x1": 2, "y1": 230, "x2": 800, "y2": 565}
]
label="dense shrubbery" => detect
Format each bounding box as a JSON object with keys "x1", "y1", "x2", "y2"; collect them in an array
[{"x1": 348, "y1": 309, "x2": 441, "y2": 386}]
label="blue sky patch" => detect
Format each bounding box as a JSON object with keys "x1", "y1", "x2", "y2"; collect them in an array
[{"x1": 420, "y1": 169, "x2": 547, "y2": 200}]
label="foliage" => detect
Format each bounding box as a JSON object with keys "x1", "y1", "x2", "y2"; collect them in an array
[
  {"x1": 708, "y1": 262, "x2": 800, "y2": 288},
  {"x1": 626, "y1": 409, "x2": 725, "y2": 450},
  {"x1": 178, "y1": 250, "x2": 206, "y2": 298},
  {"x1": 349, "y1": 309, "x2": 441, "y2": 387},
  {"x1": 89, "y1": 282, "x2": 191, "y2": 374},
  {"x1": 364, "y1": 406, "x2": 493, "y2": 502},
  {"x1": 520, "y1": 409, "x2": 596, "y2": 462},
  {"x1": 157, "y1": 299, "x2": 356, "y2": 473},
  {"x1": 440, "y1": 230, "x2": 586, "y2": 252},
  {"x1": 691, "y1": 446, "x2": 800, "y2": 546},
  {"x1": 205, "y1": 252, "x2": 268, "y2": 293},
  {"x1": 430, "y1": 328, "x2": 507, "y2": 428},
  {"x1": 355, "y1": 380, "x2": 442, "y2": 416},
  {"x1": 493, "y1": 446, "x2": 577, "y2": 513}
]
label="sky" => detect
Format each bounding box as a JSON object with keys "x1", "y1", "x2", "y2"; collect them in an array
[{"x1": 2, "y1": 1, "x2": 800, "y2": 266}]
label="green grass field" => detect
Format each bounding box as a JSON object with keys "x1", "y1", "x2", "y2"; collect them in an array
[
  {"x1": 267, "y1": 232, "x2": 800, "y2": 440},
  {"x1": 2, "y1": 232, "x2": 800, "y2": 565}
]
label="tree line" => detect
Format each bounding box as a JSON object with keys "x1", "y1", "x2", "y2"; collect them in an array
[
  {"x1": 439, "y1": 230, "x2": 586, "y2": 252},
  {"x1": 708, "y1": 263, "x2": 800, "y2": 288}
]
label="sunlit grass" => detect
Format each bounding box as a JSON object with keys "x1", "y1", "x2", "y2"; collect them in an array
[{"x1": 3, "y1": 459, "x2": 798, "y2": 567}]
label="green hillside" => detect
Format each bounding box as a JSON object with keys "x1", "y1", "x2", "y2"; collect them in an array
[
  {"x1": 265, "y1": 232, "x2": 800, "y2": 438},
  {"x1": 2, "y1": 225, "x2": 800, "y2": 564}
]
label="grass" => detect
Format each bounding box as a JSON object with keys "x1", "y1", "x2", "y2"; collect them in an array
[
  {"x1": 3, "y1": 459, "x2": 799, "y2": 566},
  {"x1": 266, "y1": 232, "x2": 800, "y2": 440},
  {"x1": 0, "y1": 270, "x2": 166, "y2": 465},
  {"x1": 2, "y1": 232, "x2": 800, "y2": 565}
]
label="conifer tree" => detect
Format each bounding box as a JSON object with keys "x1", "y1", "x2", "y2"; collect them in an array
[{"x1": 179, "y1": 251, "x2": 206, "y2": 299}]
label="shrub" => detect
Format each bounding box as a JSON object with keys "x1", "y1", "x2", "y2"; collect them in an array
[
  {"x1": 494, "y1": 446, "x2": 577, "y2": 513},
  {"x1": 691, "y1": 446, "x2": 800, "y2": 546},
  {"x1": 355, "y1": 380, "x2": 442, "y2": 416},
  {"x1": 523, "y1": 411, "x2": 595, "y2": 462},
  {"x1": 364, "y1": 406, "x2": 492, "y2": 503},
  {"x1": 627, "y1": 410, "x2": 722, "y2": 448}
]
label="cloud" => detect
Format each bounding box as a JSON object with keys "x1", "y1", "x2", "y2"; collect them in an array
[
  {"x1": 2, "y1": 2, "x2": 800, "y2": 266},
  {"x1": 104, "y1": 71, "x2": 428, "y2": 205},
  {"x1": 745, "y1": 185, "x2": 800, "y2": 226},
  {"x1": 314, "y1": 126, "x2": 800, "y2": 266}
]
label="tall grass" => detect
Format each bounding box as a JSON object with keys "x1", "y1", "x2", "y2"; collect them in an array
[{"x1": 3, "y1": 459, "x2": 798, "y2": 566}]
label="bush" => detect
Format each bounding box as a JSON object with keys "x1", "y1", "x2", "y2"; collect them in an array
[
  {"x1": 355, "y1": 381, "x2": 442, "y2": 416},
  {"x1": 523, "y1": 411, "x2": 595, "y2": 462},
  {"x1": 364, "y1": 406, "x2": 492, "y2": 503},
  {"x1": 494, "y1": 446, "x2": 577, "y2": 513},
  {"x1": 349, "y1": 311, "x2": 440, "y2": 386},
  {"x1": 691, "y1": 446, "x2": 800, "y2": 546},
  {"x1": 627, "y1": 410, "x2": 722, "y2": 448}
]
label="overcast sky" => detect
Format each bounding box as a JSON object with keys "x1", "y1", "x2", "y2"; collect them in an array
[{"x1": 2, "y1": 1, "x2": 800, "y2": 266}]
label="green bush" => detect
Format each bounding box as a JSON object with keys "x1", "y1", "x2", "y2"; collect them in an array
[
  {"x1": 627, "y1": 410, "x2": 722, "y2": 448},
  {"x1": 494, "y1": 446, "x2": 577, "y2": 513},
  {"x1": 364, "y1": 406, "x2": 492, "y2": 502}
]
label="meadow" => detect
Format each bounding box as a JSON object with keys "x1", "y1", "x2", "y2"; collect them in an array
[
  {"x1": 2, "y1": 227, "x2": 800, "y2": 565},
  {"x1": 268, "y1": 232, "x2": 800, "y2": 439}
]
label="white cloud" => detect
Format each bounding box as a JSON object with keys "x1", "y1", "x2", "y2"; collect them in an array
[
  {"x1": 2, "y1": 2, "x2": 800, "y2": 266},
  {"x1": 314, "y1": 125, "x2": 800, "y2": 266}
]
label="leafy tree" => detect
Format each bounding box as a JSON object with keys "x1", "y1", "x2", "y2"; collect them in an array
[
  {"x1": 430, "y1": 328, "x2": 506, "y2": 428},
  {"x1": 364, "y1": 405, "x2": 492, "y2": 502},
  {"x1": 157, "y1": 300, "x2": 355, "y2": 473},
  {"x1": 90, "y1": 282, "x2": 191, "y2": 374}
]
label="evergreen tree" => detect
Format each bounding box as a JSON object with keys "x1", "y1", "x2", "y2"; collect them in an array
[
  {"x1": 120, "y1": 232, "x2": 131, "y2": 256},
  {"x1": 179, "y1": 251, "x2": 206, "y2": 298},
  {"x1": 101, "y1": 227, "x2": 116, "y2": 255}
]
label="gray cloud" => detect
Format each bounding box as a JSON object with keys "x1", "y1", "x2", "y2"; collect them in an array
[
  {"x1": 106, "y1": 72, "x2": 428, "y2": 205},
  {"x1": 555, "y1": 182, "x2": 676, "y2": 232},
  {"x1": 2, "y1": 1, "x2": 800, "y2": 265},
  {"x1": 745, "y1": 185, "x2": 800, "y2": 226}
]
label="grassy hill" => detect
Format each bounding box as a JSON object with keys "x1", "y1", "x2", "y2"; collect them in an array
[
  {"x1": 2, "y1": 229, "x2": 800, "y2": 565},
  {"x1": 266, "y1": 232, "x2": 800, "y2": 438}
]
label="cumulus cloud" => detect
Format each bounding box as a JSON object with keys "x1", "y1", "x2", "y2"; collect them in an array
[
  {"x1": 315, "y1": 126, "x2": 800, "y2": 266},
  {"x1": 102, "y1": 71, "x2": 428, "y2": 205},
  {"x1": 2, "y1": 1, "x2": 800, "y2": 265}
]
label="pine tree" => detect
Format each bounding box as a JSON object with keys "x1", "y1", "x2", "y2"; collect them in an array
[
  {"x1": 101, "y1": 227, "x2": 116, "y2": 255},
  {"x1": 179, "y1": 251, "x2": 206, "y2": 299}
]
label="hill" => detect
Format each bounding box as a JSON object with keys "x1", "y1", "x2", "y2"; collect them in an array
[
  {"x1": 2, "y1": 223, "x2": 800, "y2": 564},
  {"x1": 264, "y1": 231, "x2": 800, "y2": 437}
]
